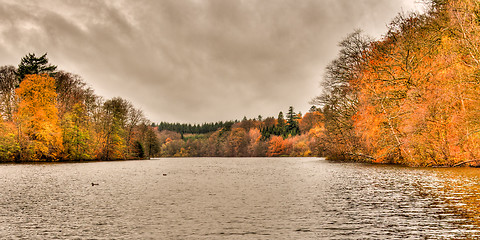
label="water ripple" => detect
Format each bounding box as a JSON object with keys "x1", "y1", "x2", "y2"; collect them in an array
[{"x1": 0, "y1": 158, "x2": 479, "y2": 239}]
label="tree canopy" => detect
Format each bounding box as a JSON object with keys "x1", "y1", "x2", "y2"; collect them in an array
[{"x1": 315, "y1": 0, "x2": 480, "y2": 167}]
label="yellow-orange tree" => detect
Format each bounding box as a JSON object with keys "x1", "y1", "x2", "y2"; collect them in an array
[
  {"x1": 352, "y1": 2, "x2": 480, "y2": 166},
  {"x1": 445, "y1": 0, "x2": 480, "y2": 164},
  {"x1": 353, "y1": 13, "x2": 440, "y2": 165},
  {"x1": 311, "y1": 30, "x2": 371, "y2": 161},
  {"x1": 15, "y1": 74, "x2": 63, "y2": 161},
  {"x1": 0, "y1": 117, "x2": 19, "y2": 161},
  {"x1": 62, "y1": 103, "x2": 92, "y2": 160}
]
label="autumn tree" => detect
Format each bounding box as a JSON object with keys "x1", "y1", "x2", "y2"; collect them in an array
[
  {"x1": 442, "y1": 0, "x2": 480, "y2": 165},
  {"x1": 239, "y1": 118, "x2": 256, "y2": 132},
  {"x1": 54, "y1": 71, "x2": 96, "y2": 119},
  {"x1": 0, "y1": 117, "x2": 19, "y2": 161},
  {"x1": 248, "y1": 128, "x2": 267, "y2": 157},
  {"x1": 299, "y1": 110, "x2": 324, "y2": 134},
  {"x1": 352, "y1": 5, "x2": 478, "y2": 166},
  {"x1": 96, "y1": 97, "x2": 129, "y2": 160},
  {"x1": 123, "y1": 103, "x2": 147, "y2": 158},
  {"x1": 312, "y1": 0, "x2": 480, "y2": 166},
  {"x1": 62, "y1": 103, "x2": 92, "y2": 160},
  {"x1": 290, "y1": 135, "x2": 311, "y2": 157},
  {"x1": 267, "y1": 135, "x2": 290, "y2": 157},
  {"x1": 15, "y1": 74, "x2": 63, "y2": 161},
  {"x1": 0, "y1": 66, "x2": 18, "y2": 121},
  {"x1": 312, "y1": 30, "x2": 372, "y2": 161},
  {"x1": 144, "y1": 126, "x2": 161, "y2": 158},
  {"x1": 154, "y1": 110, "x2": 322, "y2": 158},
  {"x1": 206, "y1": 128, "x2": 228, "y2": 156},
  {"x1": 226, "y1": 127, "x2": 249, "y2": 156}
]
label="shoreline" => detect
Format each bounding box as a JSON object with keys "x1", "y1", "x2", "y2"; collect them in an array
[{"x1": 0, "y1": 156, "x2": 479, "y2": 168}]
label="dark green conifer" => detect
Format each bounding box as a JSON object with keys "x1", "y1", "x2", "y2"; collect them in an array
[{"x1": 17, "y1": 53, "x2": 57, "y2": 82}]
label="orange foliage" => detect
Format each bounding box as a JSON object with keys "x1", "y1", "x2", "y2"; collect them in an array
[
  {"x1": 227, "y1": 127, "x2": 249, "y2": 156},
  {"x1": 267, "y1": 136, "x2": 290, "y2": 157},
  {"x1": 342, "y1": 1, "x2": 480, "y2": 166},
  {"x1": 15, "y1": 74, "x2": 63, "y2": 161},
  {"x1": 299, "y1": 111, "x2": 324, "y2": 134}
]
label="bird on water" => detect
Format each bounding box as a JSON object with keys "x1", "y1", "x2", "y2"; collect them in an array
[{"x1": 91, "y1": 183, "x2": 99, "y2": 186}]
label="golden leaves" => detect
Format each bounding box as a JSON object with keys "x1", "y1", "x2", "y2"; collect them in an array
[{"x1": 15, "y1": 74, "x2": 63, "y2": 161}]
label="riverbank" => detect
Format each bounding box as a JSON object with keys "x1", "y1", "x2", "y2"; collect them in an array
[{"x1": 0, "y1": 157, "x2": 151, "y2": 164}]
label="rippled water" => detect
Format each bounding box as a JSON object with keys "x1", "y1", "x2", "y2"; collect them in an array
[{"x1": 0, "y1": 158, "x2": 479, "y2": 239}]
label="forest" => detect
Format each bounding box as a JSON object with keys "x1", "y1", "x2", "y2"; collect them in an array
[
  {"x1": 0, "y1": 53, "x2": 160, "y2": 161},
  {"x1": 154, "y1": 106, "x2": 324, "y2": 157},
  {"x1": 315, "y1": 0, "x2": 480, "y2": 166}
]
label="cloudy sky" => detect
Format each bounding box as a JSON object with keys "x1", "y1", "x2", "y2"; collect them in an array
[{"x1": 0, "y1": 0, "x2": 425, "y2": 123}]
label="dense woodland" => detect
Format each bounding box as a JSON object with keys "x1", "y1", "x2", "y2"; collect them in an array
[
  {"x1": 154, "y1": 106, "x2": 324, "y2": 158},
  {"x1": 0, "y1": 54, "x2": 160, "y2": 161},
  {"x1": 156, "y1": 121, "x2": 234, "y2": 135},
  {"x1": 315, "y1": 0, "x2": 480, "y2": 166}
]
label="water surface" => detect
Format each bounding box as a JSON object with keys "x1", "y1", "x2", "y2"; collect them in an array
[{"x1": 0, "y1": 158, "x2": 479, "y2": 239}]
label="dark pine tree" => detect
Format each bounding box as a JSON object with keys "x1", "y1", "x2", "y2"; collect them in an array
[
  {"x1": 17, "y1": 53, "x2": 57, "y2": 82},
  {"x1": 275, "y1": 111, "x2": 286, "y2": 136},
  {"x1": 286, "y1": 106, "x2": 300, "y2": 136}
]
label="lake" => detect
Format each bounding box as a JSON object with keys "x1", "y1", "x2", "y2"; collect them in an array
[{"x1": 0, "y1": 157, "x2": 479, "y2": 239}]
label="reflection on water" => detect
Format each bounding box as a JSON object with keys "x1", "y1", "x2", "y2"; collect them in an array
[
  {"x1": 425, "y1": 167, "x2": 480, "y2": 227},
  {"x1": 0, "y1": 158, "x2": 479, "y2": 239}
]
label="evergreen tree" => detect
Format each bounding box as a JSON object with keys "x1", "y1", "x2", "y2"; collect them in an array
[
  {"x1": 17, "y1": 53, "x2": 57, "y2": 82},
  {"x1": 286, "y1": 106, "x2": 300, "y2": 136},
  {"x1": 276, "y1": 111, "x2": 286, "y2": 136},
  {"x1": 133, "y1": 141, "x2": 145, "y2": 158},
  {"x1": 156, "y1": 120, "x2": 232, "y2": 134}
]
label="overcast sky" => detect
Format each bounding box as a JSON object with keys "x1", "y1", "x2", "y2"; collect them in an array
[{"x1": 0, "y1": 0, "x2": 425, "y2": 123}]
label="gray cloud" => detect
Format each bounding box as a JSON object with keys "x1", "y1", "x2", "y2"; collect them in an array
[{"x1": 0, "y1": 0, "x2": 423, "y2": 123}]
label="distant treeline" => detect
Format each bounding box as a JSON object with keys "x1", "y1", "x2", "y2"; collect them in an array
[
  {"x1": 156, "y1": 106, "x2": 325, "y2": 158},
  {"x1": 155, "y1": 121, "x2": 234, "y2": 135}
]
